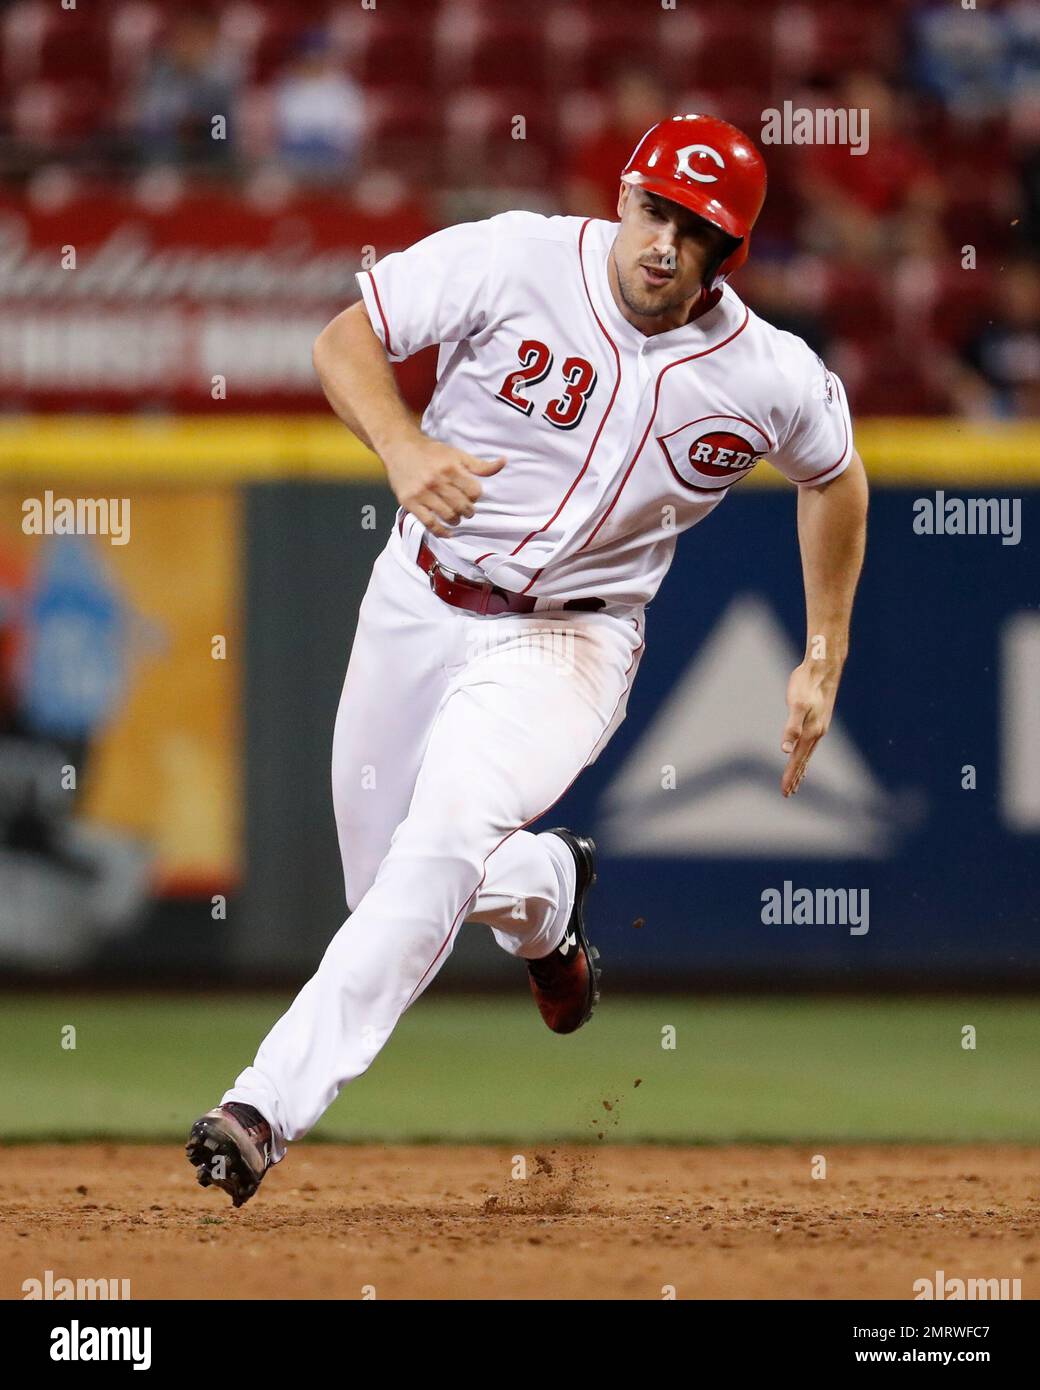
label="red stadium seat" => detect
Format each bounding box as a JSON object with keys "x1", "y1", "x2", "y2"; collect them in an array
[
  {"x1": 252, "y1": 0, "x2": 333, "y2": 17},
  {"x1": 235, "y1": 83, "x2": 277, "y2": 160},
  {"x1": 937, "y1": 120, "x2": 1013, "y2": 259},
  {"x1": 6, "y1": 8, "x2": 113, "y2": 88},
  {"x1": 568, "y1": 18, "x2": 659, "y2": 89},
  {"x1": 820, "y1": 264, "x2": 895, "y2": 342},
  {"x1": 445, "y1": 86, "x2": 558, "y2": 155},
  {"x1": 12, "y1": 79, "x2": 107, "y2": 144},
  {"x1": 682, "y1": 15, "x2": 774, "y2": 91},
  {"x1": 443, "y1": 87, "x2": 555, "y2": 186},
  {"x1": 1, "y1": 0, "x2": 48, "y2": 85},
  {"x1": 928, "y1": 268, "x2": 997, "y2": 349},
  {"x1": 364, "y1": 86, "x2": 444, "y2": 177},
  {"x1": 39, "y1": 30, "x2": 112, "y2": 87},
  {"x1": 462, "y1": 20, "x2": 550, "y2": 93},
  {"x1": 366, "y1": 87, "x2": 443, "y2": 144},
  {"x1": 250, "y1": 19, "x2": 317, "y2": 84},
  {"x1": 353, "y1": 18, "x2": 436, "y2": 91},
  {"x1": 108, "y1": 2, "x2": 165, "y2": 87},
  {"x1": 781, "y1": 8, "x2": 902, "y2": 82},
  {"x1": 848, "y1": 343, "x2": 949, "y2": 415}
]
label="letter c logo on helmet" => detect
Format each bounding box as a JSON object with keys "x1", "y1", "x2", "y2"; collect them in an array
[
  {"x1": 674, "y1": 144, "x2": 725, "y2": 183},
  {"x1": 620, "y1": 114, "x2": 768, "y2": 288}
]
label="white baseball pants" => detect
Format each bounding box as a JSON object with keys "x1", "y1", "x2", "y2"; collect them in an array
[{"x1": 224, "y1": 523, "x2": 643, "y2": 1159}]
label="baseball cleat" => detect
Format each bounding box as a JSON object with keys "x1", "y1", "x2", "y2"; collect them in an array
[
  {"x1": 185, "y1": 1102, "x2": 272, "y2": 1208},
  {"x1": 527, "y1": 828, "x2": 601, "y2": 1034}
]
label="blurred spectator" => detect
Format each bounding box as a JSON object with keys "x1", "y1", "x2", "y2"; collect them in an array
[
  {"x1": 949, "y1": 259, "x2": 1040, "y2": 418},
  {"x1": 273, "y1": 30, "x2": 365, "y2": 182},
  {"x1": 913, "y1": 0, "x2": 1040, "y2": 124},
  {"x1": 797, "y1": 72, "x2": 944, "y2": 264},
  {"x1": 911, "y1": 0, "x2": 1009, "y2": 123},
  {"x1": 137, "y1": 10, "x2": 241, "y2": 170},
  {"x1": 1007, "y1": 0, "x2": 1040, "y2": 104},
  {"x1": 564, "y1": 68, "x2": 668, "y2": 219}
]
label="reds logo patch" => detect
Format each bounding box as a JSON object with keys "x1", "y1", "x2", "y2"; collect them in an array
[{"x1": 656, "y1": 415, "x2": 772, "y2": 492}]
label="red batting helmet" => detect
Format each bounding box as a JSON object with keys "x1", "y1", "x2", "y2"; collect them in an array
[{"x1": 620, "y1": 114, "x2": 767, "y2": 287}]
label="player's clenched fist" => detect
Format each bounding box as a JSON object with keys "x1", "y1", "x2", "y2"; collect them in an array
[{"x1": 383, "y1": 437, "x2": 505, "y2": 538}]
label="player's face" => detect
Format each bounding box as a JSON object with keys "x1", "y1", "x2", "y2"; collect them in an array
[{"x1": 612, "y1": 187, "x2": 731, "y2": 326}]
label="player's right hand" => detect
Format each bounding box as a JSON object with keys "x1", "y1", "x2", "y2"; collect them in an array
[{"x1": 382, "y1": 436, "x2": 506, "y2": 538}]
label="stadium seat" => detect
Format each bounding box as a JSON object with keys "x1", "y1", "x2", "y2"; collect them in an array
[
  {"x1": 820, "y1": 265, "x2": 895, "y2": 342},
  {"x1": 249, "y1": 18, "x2": 317, "y2": 84},
  {"x1": 687, "y1": 15, "x2": 775, "y2": 91},
  {"x1": 443, "y1": 87, "x2": 554, "y2": 187},
  {"x1": 1, "y1": 1, "x2": 48, "y2": 85},
  {"x1": 928, "y1": 268, "x2": 997, "y2": 349},
  {"x1": 849, "y1": 343, "x2": 949, "y2": 415},
  {"x1": 772, "y1": 3, "x2": 903, "y2": 81},
  {"x1": 352, "y1": 18, "x2": 437, "y2": 91},
  {"x1": 461, "y1": 20, "x2": 550, "y2": 93},
  {"x1": 12, "y1": 79, "x2": 106, "y2": 145},
  {"x1": 38, "y1": 25, "x2": 112, "y2": 87},
  {"x1": 568, "y1": 18, "x2": 660, "y2": 89},
  {"x1": 364, "y1": 87, "x2": 444, "y2": 179},
  {"x1": 235, "y1": 84, "x2": 277, "y2": 160},
  {"x1": 108, "y1": 3, "x2": 164, "y2": 86}
]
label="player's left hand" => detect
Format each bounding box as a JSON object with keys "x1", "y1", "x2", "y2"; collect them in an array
[{"x1": 779, "y1": 660, "x2": 842, "y2": 797}]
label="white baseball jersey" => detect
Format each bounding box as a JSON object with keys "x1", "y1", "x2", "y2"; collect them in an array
[{"x1": 356, "y1": 211, "x2": 854, "y2": 611}]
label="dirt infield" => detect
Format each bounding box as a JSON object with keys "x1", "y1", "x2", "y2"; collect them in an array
[{"x1": 1, "y1": 1144, "x2": 1036, "y2": 1300}]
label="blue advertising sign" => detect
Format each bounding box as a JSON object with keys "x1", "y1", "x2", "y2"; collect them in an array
[{"x1": 546, "y1": 489, "x2": 1040, "y2": 981}]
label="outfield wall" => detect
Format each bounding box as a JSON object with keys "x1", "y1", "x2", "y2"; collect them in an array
[{"x1": 1, "y1": 419, "x2": 1037, "y2": 985}]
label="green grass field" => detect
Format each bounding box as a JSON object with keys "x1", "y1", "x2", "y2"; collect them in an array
[{"x1": 1, "y1": 994, "x2": 1037, "y2": 1144}]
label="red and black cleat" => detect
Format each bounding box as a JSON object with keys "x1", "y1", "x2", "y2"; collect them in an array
[
  {"x1": 527, "y1": 828, "x2": 601, "y2": 1034},
  {"x1": 185, "y1": 1102, "x2": 272, "y2": 1208}
]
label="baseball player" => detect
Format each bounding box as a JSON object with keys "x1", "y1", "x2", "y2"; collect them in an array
[{"x1": 187, "y1": 115, "x2": 868, "y2": 1205}]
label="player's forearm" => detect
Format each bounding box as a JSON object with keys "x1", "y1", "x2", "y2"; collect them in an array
[
  {"x1": 796, "y1": 451, "x2": 868, "y2": 671},
  {"x1": 312, "y1": 303, "x2": 422, "y2": 458}
]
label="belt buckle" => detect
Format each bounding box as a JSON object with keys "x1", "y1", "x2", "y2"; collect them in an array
[
  {"x1": 432, "y1": 556, "x2": 498, "y2": 614},
  {"x1": 428, "y1": 556, "x2": 476, "y2": 610},
  {"x1": 426, "y1": 546, "x2": 503, "y2": 615},
  {"x1": 427, "y1": 556, "x2": 454, "y2": 592}
]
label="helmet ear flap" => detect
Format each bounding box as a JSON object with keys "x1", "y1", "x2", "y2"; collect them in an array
[{"x1": 705, "y1": 231, "x2": 744, "y2": 289}]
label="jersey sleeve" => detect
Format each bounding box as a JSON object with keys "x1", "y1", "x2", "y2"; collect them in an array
[
  {"x1": 767, "y1": 350, "x2": 855, "y2": 486},
  {"x1": 355, "y1": 219, "x2": 497, "y2": 363}
]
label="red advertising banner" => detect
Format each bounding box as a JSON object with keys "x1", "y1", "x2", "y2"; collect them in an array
[{"x1": 0, "y1": 187, "x2": 435, "y2": 411}]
